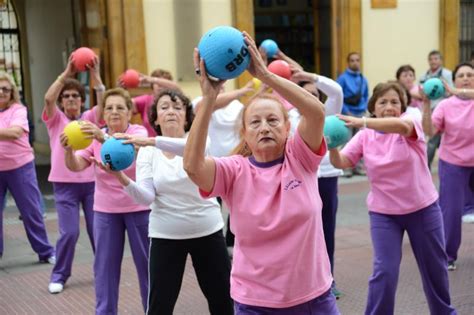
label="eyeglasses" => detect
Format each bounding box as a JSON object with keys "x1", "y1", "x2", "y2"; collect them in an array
[
  {"x1": 0, "y1": 87, "x2": 12, "y2": 94},
  {"x1": 62, "y1": 93, "x2": 81, "y2": 99}
]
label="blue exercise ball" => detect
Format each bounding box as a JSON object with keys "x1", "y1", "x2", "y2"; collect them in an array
[
  {"x1": 423, "y1": 78, "x2": 445, "y2": 100},
  {"x1": 324, "y1": 116, "x2": 351, "y2": 149},
  {"x1": 198, "y1": 26, "x2": 250, "y2": 80},
  {"x1": 100, "y1": 138, "x2": 135, "y2": 171},
  {"x1": 260, "y1": 39, "x2": 278, "y2": 58}
]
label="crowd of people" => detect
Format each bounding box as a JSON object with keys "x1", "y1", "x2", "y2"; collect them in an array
[{"x1": 0, "y1": 30, "x2": 473, "y2": 315}]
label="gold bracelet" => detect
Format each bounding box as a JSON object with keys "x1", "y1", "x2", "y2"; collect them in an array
[
  {"x1": 362, "y1": 116, "x2": 367, "y2": 129},
  {"x1": 57, "y1": 75, "x2": 65, "y2": 84}
]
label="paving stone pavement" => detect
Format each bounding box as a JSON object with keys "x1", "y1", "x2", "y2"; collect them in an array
[{"x1": 0, "y1": 165, "x2": 473, "y2": 314}]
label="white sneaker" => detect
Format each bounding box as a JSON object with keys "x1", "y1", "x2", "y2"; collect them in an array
[
  {"x1": 48, "y1": 282, "x2": 64, "y2": 294},
  {"x1": 462, "y1": 213, "x2": 474, "y2": 224},
  {"x1": 448, "y1": 261, "x2": 457, "y2": 271},
  {"x1": 47, "y1": 255, "x2": 56, "y2": 265}
]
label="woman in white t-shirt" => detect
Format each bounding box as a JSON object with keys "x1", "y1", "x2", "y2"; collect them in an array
[
  {"x1": 110, "y1": 89, "x2": 233, "y2": 315},
  {"x1": 192, "y1": 81, "x2": 254, "y2": 249}
]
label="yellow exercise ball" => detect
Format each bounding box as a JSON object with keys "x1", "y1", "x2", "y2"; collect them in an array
[
  {"x1": 63, "y1": 120, "x2": 92, "y2": 150},
  {"x1": 253, "y1": 78, "x2": 262, "y2": 91}
]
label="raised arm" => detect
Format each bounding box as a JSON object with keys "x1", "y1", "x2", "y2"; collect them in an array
[
  {"x1": 89, "y1": 55, "x2": 105, "y2": 122},
  {"x1": 317, "y1": 76, "x2": 343, "y2": 116},
  {"x1": 421, "y1": 97, "x2": 439, "y2": 137},
  {"x1": 244, "y1": 32, "x2": 325, "y2": 151},
  {"x1": 194, "y1": 80, "x2": 253, "y2": 113},
  {"x1": 442, "y1": 80, "x2": 474, "y2": 99},
  {"x1": 183, "y1": 49, "x2": 225, "y2": 192},
  {"x1": 338, "y1": 114, "x2": 415, "y2": 137},
  {"x1": 140, "y1": 74, "x2": 181, "y2": 92},
  {"x1": 275, "y1": 50, "x2": 304, "y2": 71},
  {"x1": 291, "y1": 69, "x2": 343, "y2": 116},
  {"x1": 44, "y1": 55, "x2": 77, "y2": 119}
]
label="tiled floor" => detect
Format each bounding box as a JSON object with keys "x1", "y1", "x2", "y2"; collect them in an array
[{"x1": 1, "y1": 165, "x2": 473, "y2": 314}]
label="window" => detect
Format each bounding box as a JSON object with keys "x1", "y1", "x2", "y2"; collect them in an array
[
  {"x1": 460, "y1": 0, "x2": 474, "y2": 62},
  {"x1": 0, "y1": 0, "x2": 23, "y2": 96}
]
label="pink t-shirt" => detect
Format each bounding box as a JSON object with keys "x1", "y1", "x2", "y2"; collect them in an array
[
  {"x1": 133, "y1": 94, "x2": 156, "y2": 136},
  {"x1": 273, "y1": 91, "x2": 294, "y2": 111},
  {"x1": 0, "y1": 103, "x2": 34, "y2": 171},
  {"x1": 341, "y1": 115, "x2": 438, "y2": 214},
  {"x1": 432, "y1": 96, "x2": 474, "y2": 166},
  {"x1": 201, "y1": 131, "x2": 332, "y2": 308},
  {"x1": 42, "y1": 107, "x2": 97, "y2": 183},
  {"x1": 76, "y1": 124, "x2": 149, "y2": 213}
]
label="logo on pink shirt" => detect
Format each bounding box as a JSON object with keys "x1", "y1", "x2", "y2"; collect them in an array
[{"x1": 284, "y1": 179, "x2": 302, "y2": 191}]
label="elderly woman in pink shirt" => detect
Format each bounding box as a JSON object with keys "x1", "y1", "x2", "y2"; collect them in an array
[
  {"x1": 184, "y1": 32, "x2": 339, "y2": 314},
  {"x1": 330, "y1": 82, "x2": 456, "y2": 315},
  {"x1": 43, "y1": 54, "x2": 105, "y2": 294},
  {"x1": 63, "y1": 88, "x2": 149, "y2": 315},
  {"x1": 0, "y1": 72, "x2": 55, "y2": 263},
  {"x1": 422, "y1": 62, "x2": 474, "y2": 271}
]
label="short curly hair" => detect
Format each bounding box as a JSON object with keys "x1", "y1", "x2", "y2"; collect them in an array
[
  {"x1": 367, "y1": 82, "x2": 407, "y2": 117},
  {"x1": 59, "y1": 78, "x2": 86, "y2": 102},
  {"x1": 0, "y1": 71, "x2": 20, "y2": 106},
  {"x1": 149, "y1": 89, "x2": 194, "y2": 136},
  {"x1": 101, "y1": 87, "x2": 133, "y2": 111}
]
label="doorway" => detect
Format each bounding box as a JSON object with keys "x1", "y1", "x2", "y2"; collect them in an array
[{"x1": 253, "y1": 0, "x2": 332, "y2": 77}]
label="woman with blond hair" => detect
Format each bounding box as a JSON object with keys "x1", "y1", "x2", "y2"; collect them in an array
[
  {"x1": 184, "y1": 33, "x2": 339, "y2": 314},
  {"x1": 0, "y1": 71, "x2": 55, "y2": 263}
]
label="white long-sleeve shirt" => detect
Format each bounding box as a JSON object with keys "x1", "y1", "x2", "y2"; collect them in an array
[
  {"x1": 124, "y1": 136, "x2": 224, "y2": 239},
  {"x1": 289, "y1": 75, "x2": 344, "y2": 178}
]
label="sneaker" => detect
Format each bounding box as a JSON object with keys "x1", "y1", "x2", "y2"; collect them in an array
[
  {"x1": 40, "y1": 255, "x2": 56, "y2": 265},
  {"x1": 48, "y1": 282, "x2": 64, "y2": 294},
  {"x1": 447, "y1": 261, "x2": 456, "y2": 271},
  {"x1": 462, "y1": 213, "x2": 474, "y2": 224},
  {"x1": 331, "y1": 286, "x2": 342, "y2": 299}
]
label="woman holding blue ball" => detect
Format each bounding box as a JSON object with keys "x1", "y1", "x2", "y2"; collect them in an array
[
  {"x1": 43, "y1": 53, "x2": 104, "y2": 294},
  {"x1": 62, "y1": 87, "x2": 150, "y2": 315},
  {"x1": 185, "y1": 31, "x2": 340, "y2": 314},
  {"x1": 329, "y1": 82, "x2": 456, "y2": 315},
  {"x1": 422, "y1": 62, "x2": 474, "y2": 271}
]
